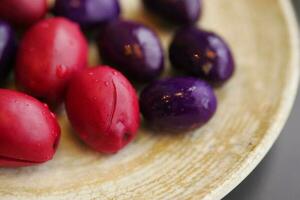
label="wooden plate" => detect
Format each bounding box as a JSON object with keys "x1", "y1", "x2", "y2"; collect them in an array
[{"x1": 1, "y1": 0, "x2": 299, "y2": 199}]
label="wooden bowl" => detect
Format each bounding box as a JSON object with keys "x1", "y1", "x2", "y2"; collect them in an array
[{"x1": 1, "y1": 0, "x2": 299, "y2": 199}]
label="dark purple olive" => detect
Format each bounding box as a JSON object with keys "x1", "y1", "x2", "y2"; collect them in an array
[
  {"x1": 53, "y1": 0, "x2": 120, "y2": 28},
  {"x1": 169, "y1": 27, "x2": 235, "y2": 86},
  {"x1": 140, "y1": 77, "x2": 217, "y2": 132},
  {"x1": 0, "y1": 20, "x2": 16, "y2": 84},
  {"x1": 143, "y1": 0, "x2": 202, "y2": 25},
  {"x1": 97, "y1": 20, "x2": 164, "y2": 82}
]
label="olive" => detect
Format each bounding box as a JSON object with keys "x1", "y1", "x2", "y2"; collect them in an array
[
  {"x1": 143, "y1": 0, "x2": 202, "y2": 25},
  {"x1": 53, "y1": 0, "x2": 120, "y2": 29},
  {"x1": 98, "y1": 20, "x2": 164, "y2": 82},
  {"x1": 0, "y1": 0, "x2": 47, "y2": 27},
  {"x1": 0, "y1": 20, "x2": 16, "y2": 84},
  {"x1": 0, "y1": 89, "x2": 60, "y2": 167},
  {"x1": 140, "y1": 77, "x2": 217, "y2": 132},
  {"x1": 15, "y1": 17, "x2": 88, "y2": 105},
  {"x1": 169, "y1": 27, "x2": 235, "y2": 86},
  {"x1": 65, "y1": 66, "x2": 140, "y2": 153}
]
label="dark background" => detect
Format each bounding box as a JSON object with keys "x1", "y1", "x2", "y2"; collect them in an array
[{"x1": 224, "y1": 1, "x2": 300, "y2": 199}]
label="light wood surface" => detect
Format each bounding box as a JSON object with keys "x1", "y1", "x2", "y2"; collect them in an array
[{"x1": 1, "y1": 0, "x2": 299, "y2": 199}]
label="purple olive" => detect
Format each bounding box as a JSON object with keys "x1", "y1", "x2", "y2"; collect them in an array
[
  {"x1": 169, "y1": 27, "x2": 235, "y2": 86},
  {"x1": 53, "y1": 0, "x2": 120, "y2": 28},
  {"x1": 97, "y1": 20, "x2": 164, "y2": 82},
  {"x1": 143, "y1": 0, "x2": 202, "y2": 25},
  {"x1": 0, "y1": 20, "x2": 16, "y2": 84},
  {"x1": 140, "y1": 77, "x2": 217, "y2": 132}
]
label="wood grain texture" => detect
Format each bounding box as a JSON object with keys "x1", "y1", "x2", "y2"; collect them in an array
[{"x1": 2, "y1": 0, "x2": 299, "y2": 199}]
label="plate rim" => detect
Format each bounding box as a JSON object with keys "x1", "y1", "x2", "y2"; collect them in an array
[{"x1": 203, "y1": 0, "x2": 300, "y2": 199}]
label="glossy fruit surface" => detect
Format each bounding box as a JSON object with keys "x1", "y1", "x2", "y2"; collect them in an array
[
  {"x1": 98, "y1": 20, "x2": 164, "y2": 82},
  {"x1": 53, "y1": 0, "x2": 121, "y2": 28},
  {"x1": 0, "y1": 89, "x2": 60, "y2": 167},
  {"x1": 143, "y1": 0, "x2": 202, "y2": 25},
  {"x1": 140, "y1": 77, "x2": 217, "y2": 132},
  {"x1": 0, "y1": 20, "x2": 16, "y2": 83},
  {"x1": 15, "y1": 17, "x2": 88, "y2": 104},
  {"x1": 0, "y1": 0, "x2": 47, "y2": 27},
  {"x1": 169, "y1": 27, "x2": 235, "y2": 85},
  {"x1": 65, "y1": 66, "x2": 140, "y2": 153}
]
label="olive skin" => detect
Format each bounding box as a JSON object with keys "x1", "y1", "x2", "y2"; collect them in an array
[
  {"x1": 0, "y1": 0, "x2": 47, "y2": 27},
  {"x1": 53, "y1": 0, "x2": 121, "y2": 28},
  {"x1": 140, "y1": 77, "x2": 217, "y2": 132},
  {"x1": 0, "y1": 20, "x2": 17, "y2": 84},
  {"x1": 65, "y1": 66, "x2": 140, "y2": 153},
  {"x1": 169, "y1": 27, "x2": 235, "y2": 86},
  {"x1": 0, "y1": 89, "x2": 60, "y2": 167},
  {"x1": 97, "y1": 20, "x2": 164, "y2": 82},
  {"x1": 15, "y1": 17, "x2": 88, "y2": 105},
  {"x1": 143, "y1": 0, "x2": 202, "y2": 25}
]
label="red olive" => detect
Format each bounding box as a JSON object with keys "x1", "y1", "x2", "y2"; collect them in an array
[
  {"x1": 0, "y1": 0, "x2": 48, "y2": 27},
  {"x1": 15, "y1": 17, "x2": 88, "y2": 105},
  {"x1": 65, "y1": 66, "x2": 140, "y2": 153},
  {"x1": 0, "y1": 89, "x2": 60, "y2": 167}
]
